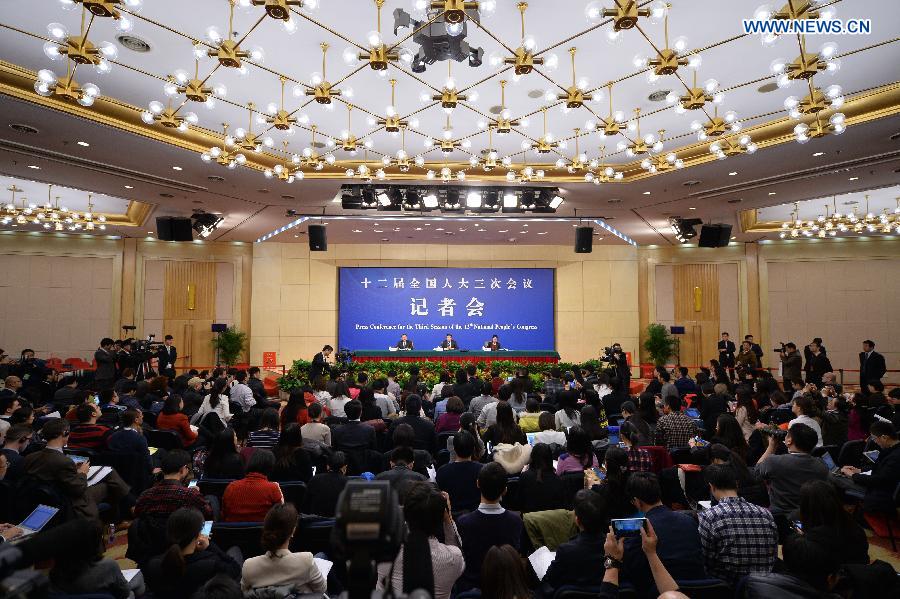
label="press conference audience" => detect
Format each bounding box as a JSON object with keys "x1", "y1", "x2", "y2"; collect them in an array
[
  {"x1": 518, "y1": 442, "x2": 564, "y2": 513},
  {"x1": 436, "y1": 430, "x2": 483, "y2": 512}
]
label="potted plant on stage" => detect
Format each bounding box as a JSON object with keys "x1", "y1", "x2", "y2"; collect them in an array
[
  {"x1": 642, "y1": 323, "x2": 675, "y2": 378},
  {"x1": 212, "y1": 326, "x2": 247, "y2": 366}
]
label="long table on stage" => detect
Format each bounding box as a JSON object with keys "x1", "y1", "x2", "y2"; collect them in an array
[{"x1": 351, "y1": 350, "x2": 560, "y2": 364}]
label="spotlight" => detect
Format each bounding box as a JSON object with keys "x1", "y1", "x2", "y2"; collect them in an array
[
  {"x1": 191, "y1": 212, "x2": 224, "y2": 238},
  {"x1": 466, "y1": 191, "x2": 482, "y2": 208},
  {"x1": 377, "y1": 188, "x2": 403, "y2": 211},
  {"x1": 549, "y1": 194, "x2": 564, "y2": 209},
  {"x1": 423, "y1": 192, "x2": 439, "y2": 208},
  {"x1": 361, "y1": 187, "x2": 377, "y2": 208},
  {"x1": 533, "y1": 189, "x2": 563, "y2": 213},
  {"x1": 481, "y1": 189, "x2": 501, "y2": 212},
  {"x1": 341, "y1": 186, "x2": 363, "y2": 209},
  {"x1": 442, "y1": 188, "x2": 463, "y2": 212},
  {"x1": 670, "y1": 217, "x2": 702, "y2": 243},
  {"x1": 376, "y1": 190, "x2": 392, "y2": 206},
  {"x1": 502, "y1": 191, "x2": 523, "y2": 213},
  {"x1": 403, "y1": 188, "x2": 422, "y2": 209}
]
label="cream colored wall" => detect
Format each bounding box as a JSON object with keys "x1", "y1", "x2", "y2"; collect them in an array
[
  {"x1": 0, "y1": 232, "x2": 122, "y2": 360},
  {"x1": 250, "y1": 243, "x2": 640, "y2": 366},
  {"x1": 142, "y1": 260, "x2": 236, "y2": 337}
]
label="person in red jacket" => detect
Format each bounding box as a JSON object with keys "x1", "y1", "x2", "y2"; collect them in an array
[
  {"x1": 222, "y1": 449, "x2": 283, "y2": 522},
  {"x1": 156, "y1": 395, "x2": 198, "y2": 448}
]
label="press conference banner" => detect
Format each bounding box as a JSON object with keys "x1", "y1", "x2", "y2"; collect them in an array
[{"x1": 338, "y1": 267, "x2": 555, "y2": 351}]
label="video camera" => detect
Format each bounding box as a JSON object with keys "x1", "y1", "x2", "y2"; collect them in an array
[
  {"x1": 773, "y1": 342, "x2": 786, "y2": 353},
  {"x1": 335, "y1": 347, "x2": 356, "y2": 367},
  {"x1": 758, "y1": 425, "x2": 788, "y2": 443}
]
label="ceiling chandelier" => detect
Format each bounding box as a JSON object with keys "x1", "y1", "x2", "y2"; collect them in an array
[
  {"x1": 300, "y1": 125, "x2": 336, "y2": 170},
  {"x1": 240, "y1": 0, "x2": 319, "y2": 33},
  {"x1": 233, "y1": 103, "x2": 274, "y2": 152},
  {"x1": 299, "y1": 43, "x2": 351, "y2": 106},
  {"x1": 491, "y1": 2, "x2": 547, "y2": 76},
  {"x1": 470, "y1": 128, "x2": 509, "y2": 172},
  {"x1": 690, "y1": 106, "x2": 743, "y2": 142},
  {"x1": 34, "y1": 60, "x2": 101, "y2": 107},
  {"x1": 667, "y1": 70, "x2": 724, "y2": 113},
  {"x1": 264, "y1": 77, "x2": 300, "y2": 133},
  {"x1": 552, "y1": 48, "x2": 592, "y2": 109},
  {"x1": 586, "y1": 0, "x2": 667, "y2": 43},
  {"x1": 640, "y1": 130, "x2": 684, "y2": 173},
  {"x1": 343, "y1": 0, "x2": 411, "y2": 74},
  {"x1": 709, "y1": 133, "x2": 757, "y2": 160},
  {"x1": 770, "y1": 38, "x2": 840, "y2": 89},
  {"x1": 2, "y1": 184, "x2": 107, "y2": 231},
  {"x1": 382, "y1": 126, "x2": 414, "y2": 172},
  {"x1": 425, "y1": 116, "x2": 463, "y2": 154},
  {"x1": 753, "y1": 2, "x2": 838, "y2": 46},
  {"x1": 427, "y1": 61, "x2": 472, "y2": 114},
  {"x1": 785, "y1": 77, "x2": 845, "y2": 143},
  {"x1": 584, "y1": 146, "x2": 624, "y2": 184},
  {"x1": 43, "y1": 8, "x2": 118, "y2": 76},
  {"x1": 633, "y1": 10, "x2": 701, "y2": 84},
  {"x1": 617, "y1": 109, "x2": 663, "y2": 157},
  {"x1": 555, "y1": 128, "x2": 587, "y2": 172},
  {"x1": 427, "y1": 165, "x2": 466, "y2": 183},
  {"x1": 141, "y1": 99, "x2": 198, "y2": 131},
  {"x1": 586, "y1": 83, "x2": 626, "y2": 139},
  {"x1": 482, "y1": 80, "x2": 523, "y2": 134},
  {"x1": 506, "y1": 164, "x2": 544, "y2": 184},
  {"x1": 378, "y1": 79, "x2": 409, "y2": 133},
  {"x1": 201, "y1": 123, "x2": 247, "y2": 169},
  {"x1": 525, "y1": 108, "x2": 559, "y2": 154},
  {"x1": 58, "y1": 0, "x2": 140, "y2": 32},
  {"x1": 205, "y1": 0, "x2": 264, "y2": 73},
  {"x1": 164, "y1": 54, "x2": 227, "y2": 109},
  {"x1": 780, "y1": 196, "x2": 900, "y2": 238},
  {"x1": 264, "y1": 142, "x2": 304, "y2": 183},
  {"x1": 345, "y1": 150, "x2": 383, "y2": 182},
  {"x1": 340, "y1": 105, "x2": 371, "y2": 154}
]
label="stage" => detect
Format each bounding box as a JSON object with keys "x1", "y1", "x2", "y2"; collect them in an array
[{"x1": 350, "y1": 350, "x2": 561, "y2": 364}]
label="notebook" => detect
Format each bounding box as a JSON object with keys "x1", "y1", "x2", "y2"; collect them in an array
[
  {"x1": 10, "y1": 504, "x2": 59, "y2": 540},
  {"x1": 528, "y1": 546, "x2": 556, "y2": 580}
]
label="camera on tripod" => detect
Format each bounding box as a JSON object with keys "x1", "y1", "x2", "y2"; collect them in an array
[{"x1": 335, "y1": 347, "x2": 355, "y2": 366}]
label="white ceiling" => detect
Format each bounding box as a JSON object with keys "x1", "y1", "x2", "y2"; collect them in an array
[
  {"x1": 757, "y1": 184, "x2": 900, "y2": 221},
  {"x1": 0, "y1": 173, "x2": 131, "y2": 213}
]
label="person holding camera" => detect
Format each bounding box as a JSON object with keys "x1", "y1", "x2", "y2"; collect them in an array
[
  {"x1": 607, "y1": 343, "x2": 630, "y2": 393},
  {"x1": 778, "y1": 342, "x2": 803, "y2": 391},
  {"x1": 94, "y1": 338, "x2": 117, "y2": 390}
]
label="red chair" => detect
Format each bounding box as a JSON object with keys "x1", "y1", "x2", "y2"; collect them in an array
[
  {"x1": 643, "y1": 446, "x2": 674, "y2": 473},
  {"x1": 263, "y1": 376, "x2": 279, "y2": 398}
]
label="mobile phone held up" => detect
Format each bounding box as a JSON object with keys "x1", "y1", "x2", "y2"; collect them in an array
[
  {"x1": 612, "y1": 517, "x2": 647, "y2": 537},
  {"x1": 201, "y1": 520, "x2": 213, "y2": 537}
]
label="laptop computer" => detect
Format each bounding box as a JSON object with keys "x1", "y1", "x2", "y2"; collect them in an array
[
  {"x1": 10, "y1": 504, "x2": 59, "y2": 540},
  {"x1": 820, "y1": 452, "x2": 842, "y2": 475}
]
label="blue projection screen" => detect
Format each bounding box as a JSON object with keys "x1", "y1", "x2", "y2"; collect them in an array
[{"x1": 338, "y1": 268, "x2": 555, "y2": 351}]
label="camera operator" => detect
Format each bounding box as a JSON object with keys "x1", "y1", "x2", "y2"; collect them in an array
[
  {"x1": 94, "y1": 338, "x2": 117, "y2": 390},
  {"x1": 777, "y1": 342, "x2": 802, "y2": 391},
  {"x1": 605, "y1": 343, "x2": 630, "y2": 393}
]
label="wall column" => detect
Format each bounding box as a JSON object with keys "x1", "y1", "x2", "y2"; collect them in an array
[{"x1": 120, "y1": 237, "x2": 137, "y2": 330}]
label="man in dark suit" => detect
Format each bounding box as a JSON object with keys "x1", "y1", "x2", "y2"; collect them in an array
[
  {"x1": 543, "y1": 489, "x2": 610, "y2": 592},
  {"x1": 484, "y1": 335, "x2": 502, "y2": 351},
  {"x1": 622, "y1": 472, "x2": 706, "y2": 596},
  {"x1": 117, "y1": 340, "x2": 138, "y2": 379},
  {"x1": 803, "y1": 337, "x2": 826, "y2": 381},
  {"x1": 718, "y1": 332, "x2": 736, "y2": 381},
  {"x1": 439, "y1": 333, "x2": 459, "y2": 350},
  {"x1": 395, "y1": 334, "x2": 414, "y2": 350},
  {"x1": 332, "y1": 400, "x2": 376, "y2": 450},
  {"x1": 22, "y1": 418, "x2": 130, "y2": 520},
  {"x1": 157, "y1": 335, "x2": 177, "y2": 379},
  {"x1": 94, "y1": 338, "x2": 116, "y2": 390},
  {"x1": 308, "y1": 345, "x2": 333, "y2": 382},
  {"x1": 375, "y1": 446, "x2": 426, "y2": 496},
  {"x1": 388, "y1": 395, "x2": 435, "y2": 450},
  {"x1": 858, "y1": 339, "x2": 887, "y2": 396},
  {"x1": 805, "y1": 340, "x2": 833, "y2": 387},
  {"x1": 745, "y1": 335, "x2": 764, "y2": 366}
]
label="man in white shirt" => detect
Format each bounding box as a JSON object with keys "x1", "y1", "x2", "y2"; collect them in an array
[
  {"x1": 229, "y1": 370, "x2": 256, "y2": 414},
  {"x1": 431, "y1": 372, "x2": 451, "y2": 403}
]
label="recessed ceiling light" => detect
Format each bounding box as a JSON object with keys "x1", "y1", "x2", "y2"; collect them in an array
[
  {"x1": 727, "y1": 198, "x2": 743, "y2": 204},
  {"x1": 730, "y1": 236, "x2": 736, "y2": 240},
  {"x1": 352, "y1": 229, "x2": 362, "y2": 233},
  {"x1": 688, "y1": 207, "x2": 696, "y2": 210},
  {"x1": 435, "y1": 227, "x2": 444, "y2": 231},
  {"x1": 124, "y1": 185, "x2": 134, "y2": 189},
  {"x1": 757, "y1": 82, "x2": 778, "y2": 93},
  {"x1": 76, "y1": 141, "x2": 90, "y2": 147},
  {"x1": 812, "y1": 152, "x2": 825, "y2": 157},
  {"x1": 172, "y1": 166, "x2": 182, "y2": 171},
  {"x1": 147, "y1": 231, "x2": 154, "y2": 234},
  {"x1": 607, "y1": 198, "x2": 622, "y2": 204},
  {"x1": 523, "y1": 224, "x2": 528, "y2": 227},
  {"x1": 648, "y1": 89, "x2": 671, "y2": 102},
  {"x1": 498, "y1": 229, "x2": 507, "y2": 233},
  {"x1": 373, "y1": 229, "x2": 383, "y2": 233},
  {"x1": 393, "y1": 227, "x2": 401, "y2": 232},
  {"x1": 414, "y1": 227, "x2": 422, "y2": 231},
  {"x1": 768, "y1": 192, "x2": 777, "y2": 195},
  {"x1": 682, "y1": 180, "x2": 702, "y2": 187},
  {"x1": 159, "y1": 192, "x2": 174, "y2": 198},
  {"x1": 459, "y1": 228, "x2": 467, "y2": 232},
  {"x1": 537, "y1": 231, "x2": 549, "y2": 235},
  {"x1": 728, "y1": 171, "x2": 737, "y2": 176},
  {"x1": 848, "y1": 176, "x2": 859, "y2": 181},
  {"x1": 643, "y1": 191, "x2": 651, "y2": 195},
  {"x1": 26, "y1": 165, "x2": 40, "y2": 169}
]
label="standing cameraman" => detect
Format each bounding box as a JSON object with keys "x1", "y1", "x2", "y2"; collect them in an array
[
  {"x1": 778, "y1": 342, "x2": 802, "y2": 392},
  {"x1": 608, "y1": 343, "x2": 630, "y2": 394}
]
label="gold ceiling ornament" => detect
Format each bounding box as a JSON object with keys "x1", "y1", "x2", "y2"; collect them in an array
[
  {"x1": 690, "y1": 105, "x2": 743, "y2": 142},
  {"x1": 300, "y1": 125, "x2": 336, "y2": 170},
  {"x1": 430, "y1": 0, "x2": 480, "y2": 25},
  {"x1": 586, "y1": 82, "x2": 626, "y2": 138},
  {"x1": 640, "y1": 130, "x2": 684, "y2": 173},
  {"x1": 234, "y1": 102, "x2": 274, "y2": 151},
  {"x1": 779, "y1": 195, "x2": 900, "y2": 239},
  {"x1": 382, "y1": 126, "x2": 413, "y2": 172},
  {"x1": 141, "y1": 98, "x2": 198, "y2": 131},
  {"x1": 755, "y1": 0, "x2": 837, "y2": 45},
  {"x1": 34, "y1": 58, "x2": 101, "y2": 107},
  {"x1": 485, "y1": 80, "x2": 521, "y2": 134},
  {"x1": 244, "y1": 0, "x2": 318, "y2": 33},
  {"x1": 505, "y1": 162, "x2": 544, "y2": 184},
  {"x1": 339, "y1": 104, "x2": 364, "y2": 153},
  {"x1": 44, "y1": 7, "x2": 118, "y2": 76},
  {"x1": 632, "y1": 10, "x2": 700, "y2": 83},
  {"x1": 430, "y1": 61, "x2": 468, "y2": 114},
  {"x1": 526, "y1": 108, "x2": 559, "y2": 154},
  {"x1": 264, "y1": 141, "x2": 304, "y2": 182},
  {"x1": 425, "y1": 115, "x2": 462, "y2": 153},
  {"x1": 617, "y1": 108, "x2": 662, "y2": 157},
  {"x1": 345, "y1": 0, "x2": 405, "y2": 74},
  {"x1": 164, "y1": 53, "x2": 228, "y2": 109},
  {"x1": 200, "y1": 123, "x2": 247, "y2": 169},
  {"x1": 709, "y1": 132, "x2": 757, "y2": 160},
  {"x1": 59, "y1": 0, "x2": 141, "y2": 31},
  {"x1": 378, "y1": 79, "x2": 409, "y2": 133},
  {"x1": 469, "y1": 127, "x2": 506, "y2": 172},
  {"x1": 587, "y1": 0, "x2": 667, "y2": 32},
  {"x1": 264, "y1": 77, "x2": 298, "y2": 132},
  {"x1": 502, "y1": 3, "x2": 544, "y2": 75},
  {"x1": 556, "y1": 128, "x2": 588, "y2": 172},
  {"x1": 552, "y1": 48, "x2": 592, "y2": 109},
  {"x1": 344, "y1": 150, "x2": 384, "y2": 182},
  {"x1": 205, "y1": 0, "x2": 265, "y2": 71},
  {"x1": 2, "y1": 184, "x2": 107, "y2": 231},
  {"x1": 428, "y1": 164, "x2": 466, "y2": 183},
  {"x1": 667, "y1": 69, "x2": 724, "y2": 113},
  {"x1": 300, "y1": 43, "x2": 350, "y2": 105},
  {"x1": 584, "y1": 145, "x2": 624, "y2": 184},
  {"x1": 770, "y1": 36, "x2": 840, "y2": 88}
]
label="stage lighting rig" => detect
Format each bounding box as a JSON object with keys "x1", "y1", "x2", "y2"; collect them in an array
[
  {"x1": 394, "y1": 3, "x2": 485, "y2": 73},
  {"x1": 337, "y1": 184, "x2": 560, "y2": 214},
  {"x1": 670, "y1": 216, "x2": 702, "y2": 243},
  {"x1": 192, "y1": 212, "x2": 224, "y2": 238}
]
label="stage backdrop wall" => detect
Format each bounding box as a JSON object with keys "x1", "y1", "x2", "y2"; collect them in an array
[{"x1": 250, "y1": 243, "x2": 640, "y2": 365}]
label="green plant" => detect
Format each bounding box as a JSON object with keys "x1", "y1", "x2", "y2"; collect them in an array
[
  {"x1": 643, "y1": 323, "x2": 675, "y2": 366},
  {"x1": 212, "y1": 326, "x2": 247, "y2": 366}
]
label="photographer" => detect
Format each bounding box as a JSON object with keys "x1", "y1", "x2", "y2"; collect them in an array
[
  {"x1": 606, "y1": 343, "x2": 630, "y2": 393},
  {"x1": 778, "y1": 342, "x2": 803, "y2": 391}
]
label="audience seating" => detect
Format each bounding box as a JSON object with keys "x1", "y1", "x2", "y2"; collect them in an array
[
  {"x1": 435, "y1": 431, "x2": 455, "y2": 453},
  {"x1": 210, "y1": 522, "x2": 264, "y2": 559},
  {"x1": 837, "y1": 439, "x2": 866, "y2": 467},
  {"x1": 290, "y1": 517, "x2": 336, "y2": 555},
  {"x1": 145, "y1": 429, "x2": 181, "y2": 451},
  {"x1": 501, "y1": 476, "x2": 522, "y2": 512},
  {"x1": 812, "y1": 444, "x2": 839, "y2": 460},
  {"x1": 279, "y1": 481, "x2": 307, "y2": 507},
  {"x1": 643, "y1": 446, "x2": 674, "y2": 473},
  {"x1": 197, "y1": 478, "x2": 234, "y2": 502}
]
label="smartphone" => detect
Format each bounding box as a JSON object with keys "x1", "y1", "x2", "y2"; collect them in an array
[
  {"x1": 792, "y1": 520, "x2": 803, "y2": 532},
  {"x1": 526, "y1": 433, "x2": 536, "y2": 446},
  {"x1": 92, "y1": 394, "x2": 100, "y2": 405},
  {"x1": 201, "y1": 520, "x2": 213, "y2": 537},
  {"x1": 592, "y1": 467, "x2": 606, "y2": 481},
  {"x1": 863, "y1": 450, "x2": 880, "y2": 463},
  {"x1": 612, "y1": 517, "x2": 647, "y2": 537},
  {"x1": 70, "y1": 455, "x2": 89, "y2": 465},
  {"x1": 187, "y1": 480, "x2": 198, "y2": 488}
]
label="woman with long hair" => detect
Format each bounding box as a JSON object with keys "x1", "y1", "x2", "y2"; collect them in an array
[
  {"x1": 195, "y1": 377, "x2": 232, "y2": 431},
  {"x1": 201, "y1": 427, "x2": 244, "y2": 479},
  {"x1": 157, "y1": 394, "x2": 198, "y2": 448},
  {"x1": 580, "y1": 405, "x2": 608, "y2": 444},
  {"x1": 480, "y1": 545, "x2": 531, "y2": 599},
  {"x1": 533, "y1": 411, "x2": 567, "y2": 446},
  {"x1": 377, "y1": 482, "x2": 463, "y2": 599},
  {"x1": 482, "y1": 401, "x2": 526, "y2": 446},
  {"x1": 49, "y1": 519, "x2": 140, "y2": 598},
  {"x1": 281, "y1": 389, "x2": 309, "y2": 429},
  {"x1": 554, "y1": 390, "x2": 581, "y2": 430},
  {"x1": 619, "y1": 421, "x2": 652, "y2": 473},
  {"x1": 145, "y1": 507, "x2": 241, "y2": 599},
  {"x1": 637, "y1": 392, "x2": 659, "y2": 427},
  {"x1": 734, "y1": 390, "x2": 758, "y2": 441},
  {"x1": 556, "y1": 425, "x2": 599, "y2": 474},
  {"x1": 271, "y1": 423, "x2": 313, "y2": 482},
  {"x1": 447, "y1": 412, "x2": 485, "y2": 461},
  {"x1": 358, "y1": 387, "x2": 383, "y2": 421},
  {"x1": 328, "y1": 381, "x2": 352, "y2": 419},
  {"x1": 435, "y1": 396, "x2": 465, "y2": 433},
  {"x1": 240, "y1": 503, "x2": 326, "y2": 593},
  {"x1": 519, "y1": 442, "x2": 564, "y2": 512},
  {"x1": 593, "y1": 445, "x2": 635, "y2": 518},
  {"x1": 712, "y1": 413, "x2": 750, "y2": 462},
  {"x1": 709, "y1": 359, "x2": 729, "y2": 387},
  {"x1": 797, "y1": 480, "x2": 869, "y2": 565},
  {"x1": 508, "y1": 377, "x2": 527, "y2": 413},
  {"x1": 247, "y1": 407, "x2": 280, "y2": 450}
]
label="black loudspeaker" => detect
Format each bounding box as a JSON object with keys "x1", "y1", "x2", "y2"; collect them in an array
[
  {"x1": 156, "y1": 217, "x2": 193, "y2": 241},
  {"x1": 575, "y1": 227, "x2": 593, "y2": 253},
  {"x1": 698, "y1": 223, "x2": 732, "y2": 248},
  {"x1": 308, "y1": 224, "x2": 327, "y2": 251}
]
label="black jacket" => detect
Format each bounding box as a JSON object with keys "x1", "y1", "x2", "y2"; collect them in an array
[
  {"x1": 303, "y1": 471, "x2": 347, "y2": 517},
  {"x1": 859, "y1": 351, "x2": 887, "y2": 384},
  {"x1": 700, "y1": 393, "x2": 729, "y2": 434},
  {"x1": 333, "y1": 421, "x2": 377, "y2": 450},
  {"x1": 440, "y1": 339, "x2": 459, "y2": 350},
  {"x1": 718, "y1": 340, "x2": 736, "y2": 366},
  {"x1": 805, "y1": 353, "x2": 833, "y2": 386},
  {"x1": 388, "y1": 415, "x2": 435, "y2": 450},
  {"x1": 145, "y1": 542, "x2": 241, "y2": 599},
  {"x1": 396, "y1": 339, "x2": 414, "y2": 349},
  {"x1": 851, "y1": 442, "x2": 900, "y2": 512},
  {"x1": 308, "y1": 352, "x2": 329, "y2": 381},
  {"x1": 780, "y1": 351, "x2": 803, "y2": 382},
  {"x1": 544, "y1": 532, "x2": 608, "y2": 591},
  {"x1": 94, "y1": 348, "x2": 116, "y2": 381},
  {"x1": 743, "y1": 572, "x2": 841, "y2": 599}
]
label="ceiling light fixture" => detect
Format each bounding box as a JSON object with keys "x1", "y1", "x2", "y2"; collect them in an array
[
  {"x1": 141, "y1": 99, "x2": 198, "y2": 131},
  {"x1": 588, "y1": 82, "x2": 626, "y2": 138},
  {"x1": 264, "y1": 141, "x2": 305, "y2": 183},
  {"x1": 555, "y1": 48, "x2": 593, "y2": 108},
  {"x1": 667, "y1": 70, "x2": 723, "y2": 113},
  {"x1": 379, "y1": 79, "x2": 409, "y2": 132},
  {"x1": 44, "y1": 7, "x2": 118, "y2": 76},
  {"x1": 691, "y1": 106, "x2": 743, "y2": 142},
  {"x1": 470, "y1": 127, "x2": 505, "y2": 171},
  {"x1": 200, "y1": 123, "x2": 247, "y2": 169},
  {"x1": 345, "y1": 0, "x2": 402, "y2": 73},
  {"x1": 164, "y1": 53, "x2": 227, "y2": 109},
  {"x1": 192, "y1": 212, "x2": 224, "y2": 238},
  {"x1": 300, "y1": 42, "x2": 350, "y2": 105},
  {"x1": 710, "y1": 133, "x2": 757, "y2": 160},
  {"x1": 618, "y1": 108, "x2": 662, "y2": 157},
  {"x1": 488, "y1": 80, "x2": 521, "y2": 134},
  {"x1": 527, "y1": 108, "x2": 559, "y2": 154},
  {"x1": 584, "y1": 146, "x2": 624, "y2": 184},
  {"x1": 59, "y1": 0, "x2": 141, "y2": 32},
  {"x1": 301, "y1": 125, "x2": 336, "y2": 170},
  {"x1": 264, "y1": 77, "x2": 297, "y2": 132},
  {"x1": 382, "y1": 126, "x2": 414, "y2": 172},
  {"x1": 245, "y1": 0, "x2": 317, "y2": 32},
  {"x1": 233, "y1": 103, "x2": 274, "y2": 151},
  {"x1": 501, "y1": 3, "x2": 544, "y2": 75},
  {"x1": 2, "y1": 183, "x2": 107, "y2": 231},
  {"x1": 205, "y1": 0, "x2": 265, "y2": 71},
  {"x1": 588, "y1": 0, "x2": 665, "y2": 31},
  {"x1": 640, "y1": 129, "x2": 683, "y2": 173},
  {"x1": 632, "y1": 10, "x2": 699, "y2": 82}
]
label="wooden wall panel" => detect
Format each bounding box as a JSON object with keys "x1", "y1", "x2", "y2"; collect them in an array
[
  {"x1": 163, "y1": 261, "x2": 217, "y2": 367},
  {"x1": 673, "y1": 264, "x2": 721, "y2": 368}
]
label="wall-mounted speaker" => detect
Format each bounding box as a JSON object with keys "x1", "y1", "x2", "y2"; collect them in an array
[
  {"x1": 156, "y1": 217, "x2": 193, "y2": 241},
  {"x1": 698, "y1": 224, "x2": 732, "y2": 248},
  {"x1": 575, "y1": 227, "x2": 593, "y2": 253},
  {"x1": 308, "y1": 224, "x2": 327, "y2": 251}
]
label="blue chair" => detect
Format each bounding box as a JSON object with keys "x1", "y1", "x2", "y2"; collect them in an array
[
  {"x1": 197, "y1": 478, "x2": 235, "y2": 501},
  {"x1": 279, "y1": 481, "x2": 307, "y2": 507},
  {"x1": 456, "y1": 590, "x2": 482, "y2": 599},
  {"x1": 291, "y1": 517, "x2": 335, "y2": 555},
  {"x1": 673, "y1": 578, "x2": 732, "y2": 598},
  {"x1": 211, "y1": 521, "x2": 264, "y2": 558}
]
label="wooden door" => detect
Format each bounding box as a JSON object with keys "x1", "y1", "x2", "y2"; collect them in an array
[
  {"x1": 162, "y1": 261, "x2": 217, "y2": 369},
  {"x1": 673, "y1": 264, "x2": 721, "y2": 369}
]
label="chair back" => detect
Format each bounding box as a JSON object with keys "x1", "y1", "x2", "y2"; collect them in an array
[
  {"x1": 435, "y1": 431, "x2": 456, "y2": 454},
  {"x1": 812, "y1": 444, "x2": 839, "y2": 460},
  {"x1": 643, "y1": 445, "x2": 674, "y2": 472},
  {"x1": 146, "y1": 428, "x2": 181, "y2": 451},
  {"x1": 291, "y1": 517, "x2": 335, "y2": 555},
  {"x1": 279, "y1": 481, "x2": 308, "y2": 507},
  {"x1": 559, "y1": 471, "x2": 586, "y2": 509},
  {"x1": 197, "y1": 478, "x2": 235, "y2": 501},
  {"x1": 673, "y1": 578, "x2": 732, "y2": 598},
  {"x1": 12, "y1": 476, "x2": 73, "y2": 524},
  {"x1": 553, "y1": 586, "x2": 618, "y2": 599},
  {"x1": 211, "y1": 521, "x2": 265, "y2": 558},
  {"x1": 501, "y1": 476, "x2": 522, "y2": 512},
  {"x1": 837, "y1": 439, "x2": 866, "y2": 467}
]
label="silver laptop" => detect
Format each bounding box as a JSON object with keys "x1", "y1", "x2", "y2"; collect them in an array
[{"x1": 11, "y1": 504, "x2": 59, "y2": 540}]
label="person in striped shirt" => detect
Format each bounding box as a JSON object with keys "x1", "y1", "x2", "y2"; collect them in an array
[
  {"x1": 247, "y1": 408, "x2": 280, "y2": 450},
  {"x1": 67, "y1": 403, "x2": 111, "y2": 450}
]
